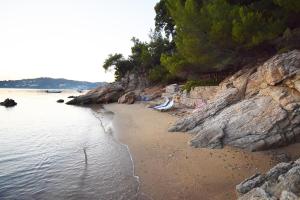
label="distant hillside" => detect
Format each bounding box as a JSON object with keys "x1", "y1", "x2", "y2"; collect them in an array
[{"x1": 0, "y1": 77, "x2": 106, "y2": 90}]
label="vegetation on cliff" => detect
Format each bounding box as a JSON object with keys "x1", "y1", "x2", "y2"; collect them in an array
[{"x1": 103, "y1": 0, "x2": 300, "y2": 85}]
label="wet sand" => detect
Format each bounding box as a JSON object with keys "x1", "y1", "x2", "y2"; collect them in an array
[{"x1": 105, "y1": 103, "x2": 299, "y2": 200}]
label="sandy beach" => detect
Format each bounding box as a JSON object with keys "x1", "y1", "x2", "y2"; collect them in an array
[{"x1": 103, "y1": 103, "x2": 300, "y2": 200}]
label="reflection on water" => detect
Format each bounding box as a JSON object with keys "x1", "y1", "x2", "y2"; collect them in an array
[{"x1": 0, "y1": 89, "x2": 139, "y2": 200}]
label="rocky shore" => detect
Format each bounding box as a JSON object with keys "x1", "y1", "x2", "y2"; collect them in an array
[
  {"x1": 170, "y1": 50, "x2": 300, "y2": 152},
  {"x1": 237, "y1": 158, "x2": 300, "y2": 199},
  {"x1": 67, "y1": 50, "x2": 300, "y2": 199}
]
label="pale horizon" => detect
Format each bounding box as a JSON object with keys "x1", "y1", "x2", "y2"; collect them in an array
[{"x1": 0, "y1": 0, "x2": 158, "y2": 83}]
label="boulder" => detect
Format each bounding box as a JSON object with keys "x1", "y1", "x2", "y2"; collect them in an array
[
  {"x1": 166, "y1": 84, "x2": 180, "y2": 94},
  {"x1": 169, "y1": 50, "x2": 300, "y2": 151},
  {"x1": 57, "y1": 99, "x2": 64, "y2": 103},
  {"x1": 118, "y1": 92, "x2": 136, "y2": 104},
  {"x1": 66, "y1": 83, "x2": 125, "y2": 105},
  {"x1": 237, "y1": 158, "x2": 300, "y2": 200},
  {"x1": 0, "y1": 98, "x2": 17, "y2": 107},
  {"x1": 66, "y1": 72, "x2": 149, "y2": 106},
  {"x1": 259, "y1": 50, "x2": 300, "y2": 86}
]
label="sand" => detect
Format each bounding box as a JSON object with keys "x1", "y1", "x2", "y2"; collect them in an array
[{"x1": 104, "y1": 103, "x2": 300, "y2": 200}]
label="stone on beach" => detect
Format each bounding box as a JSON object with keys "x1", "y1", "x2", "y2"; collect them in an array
[{"x1": 118, "y1": 91, "x2": 136, "y2": 104}]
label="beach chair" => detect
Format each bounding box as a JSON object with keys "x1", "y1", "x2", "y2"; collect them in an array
[
  {"x1": 156, "y1": 99, "x2": 174, "y2": 111},
  {"x1": 152, "y1": 97, "x2": 170, "y2": 109}
]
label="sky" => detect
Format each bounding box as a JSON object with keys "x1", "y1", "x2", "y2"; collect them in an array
[{"x1": 0, "y1": 0, "x2": 158, "y2": 82}]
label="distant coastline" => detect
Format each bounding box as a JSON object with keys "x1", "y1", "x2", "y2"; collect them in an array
[{"x1": 0, "y1": 77, "x2": 106, "y2": 90}]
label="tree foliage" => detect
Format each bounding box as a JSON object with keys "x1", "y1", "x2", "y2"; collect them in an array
[
  {"x1": 102, "y1": 32, "x2": 174, "y2": 82},
  {"x1": 158, "y1": 0, "x2": 300, "y2": 76},
  {"x1": 103, "y1": 0, "x2": 300, "y2": 84}
]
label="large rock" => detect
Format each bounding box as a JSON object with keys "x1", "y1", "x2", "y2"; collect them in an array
[
  {"x1": 66, "y1": 83, "x2": 125, "y2": 105},
  {"x1": 179, "y1": 86, "x2": 218, "y2": 107},
  {"x1": 57, "y1": 99, "x2": 64, "y2": 103},
  {"x1": 165, "y1": 84, "x2": 179, "y2": 94},
  {"x1": 237, "y1": 158, "x2": 300, "y2": 200},
  {"x1": 66, "y1": 72, "x2": 149, "y2": 105},
  {"x1": 118, "y1": 91, "x2": 136, "y2": 104},
  {"x1": 0, "y1": 98, "x2": 17, "y2": 107},
  {"x1": 169, "y1": 50, "x2": 300, "y2": 151},
  {"x1": 259, "y1": 51, "x2": 300, "y2": 86}
]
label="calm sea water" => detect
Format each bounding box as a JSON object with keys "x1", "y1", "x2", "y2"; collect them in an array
[{"x1": 0, "y1": 89, "x2": 139, "y2": 200}]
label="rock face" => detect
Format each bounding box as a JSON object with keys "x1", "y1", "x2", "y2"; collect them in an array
[
  {"x1": 162, "y1": 84, "x2": 218, "y2": 107},
  {"x1": 165, "y1": 84, "x2": 180, "y2": 94},
  {"x1": 118, "y1": 91, "x2": 136, "y2": 104},
  {"x1": 169, "y1": 50, "x2": 300, "y2": 151},
  {"x1": 0, "y1": 98, "x2": 17, "y2": 107},
  {"x1": 179, "y1": 86, "x2": 218, "y2": 107},
  {"x1": 237, "y1": 158, "x2": 300, "y2": 200},
  {"x1": 66, "y1": 72, "x2": 149, "y2": 105}
]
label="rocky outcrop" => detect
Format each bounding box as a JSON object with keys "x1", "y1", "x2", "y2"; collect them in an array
[
  {"x1": 118, "y1": 91, "x2": 136, "y2": 104},
  {"x1": 169, "y1": 50, "x2": 300, "y2": 151},
  {"x1": 0, "y1": 98, "x2": 17, "y2": 107},
  {"x1": 162, "y1": 84, "x2": 218, "y2": 108},
  {"x1": 66, "y1": 82, "x2": 125, "y2": 105},
  {"x1": 178, "y1": 86, "x2": 218, "y2": 107},
  {"x1": 237, "y1": 158, "x2": 300, "y2": 200},
  {"x1": 66, "y1": 72, "x2": 149, "y2": 105}
]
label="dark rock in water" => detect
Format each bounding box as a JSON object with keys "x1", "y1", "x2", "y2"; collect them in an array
[
  {"x1": 0, "y1": 98, "x2": 17, "y2": 107},
  {"x1": 169, "y1": 50, "x2": 300, "y2": 151},
  {"x1": 118, "y1": 91, "x2": 136, "y2": 104},
  {"x1": 68, "y1": 96, "x2": 76, "y2": 99},
  {"x1": 237, "y1": 158, "x2": 300, "y2": 200},
  {"x1": 57, "y1": 99, "x2": 64, "y2": 103}
]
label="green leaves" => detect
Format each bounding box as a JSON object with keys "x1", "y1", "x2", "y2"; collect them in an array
[
  {"x1": 160, "y1": 0, "x2": 296, "y2": 76},
  {"x1": 103, "y1": 54, "x2": 123, "y2": 71},
  {"x1": 102, "y1": 54, "x2": 133, "y2": 81},
  {"x1": 103, "y1": 0, "x2": 300, "y2": 83}
]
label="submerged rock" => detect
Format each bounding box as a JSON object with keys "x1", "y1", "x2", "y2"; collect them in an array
[
  {"x1": 237, "y1": 158, "x2": 300, "y2": 200},
  {"x1": 169, "y1": 50, "x2": 300, "y2": 151},
  {"x1": 0, "y1": 98, "x2": 17, "y2": 107}
]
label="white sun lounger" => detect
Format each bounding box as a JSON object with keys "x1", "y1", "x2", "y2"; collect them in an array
[
  {"x1": 156, "y1": 99, "x2": 174, "y2": 111},
  {"x1": 153, "y1": 97, "x2": 170, "y2": 109}
]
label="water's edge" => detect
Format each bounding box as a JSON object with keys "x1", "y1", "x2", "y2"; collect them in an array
[{"x1": 91, "y1": 107, "x2": 153, "y2": 200}]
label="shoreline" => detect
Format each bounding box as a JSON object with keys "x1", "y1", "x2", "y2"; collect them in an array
[{"x1": 103, "y1": 103, "x2": 294, "y2": 200}]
